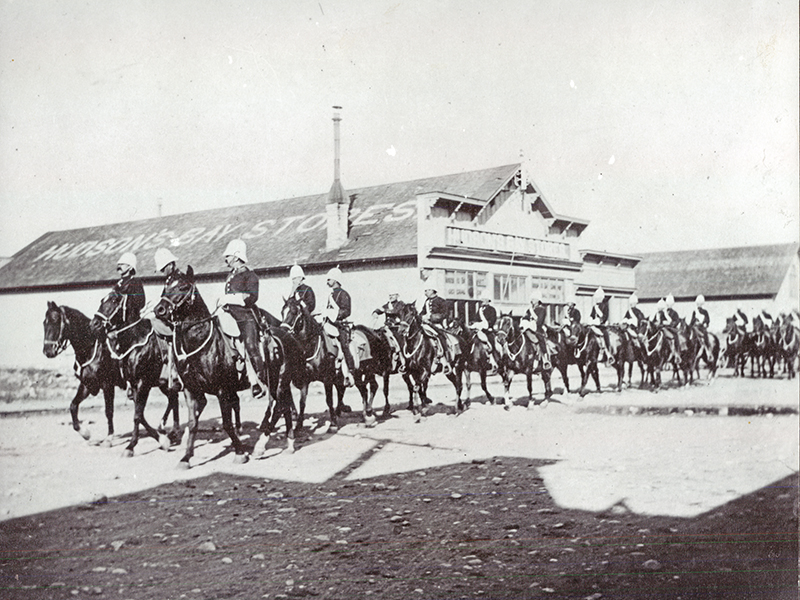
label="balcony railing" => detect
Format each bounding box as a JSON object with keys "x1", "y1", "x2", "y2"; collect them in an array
[{"x1": 444, "y1": 226, "x2": 570, "y2": 261}]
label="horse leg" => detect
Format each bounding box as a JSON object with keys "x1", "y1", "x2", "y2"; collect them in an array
[
  {"x1": 448, "y1": 368, "x2": 465, "y2": 413},
  {"x1": 480, "y1": 369, "x2": 493, "y2": 404},
  {"x1": 364, "y1": 375, "x2": 378, "y2": 427},
  {"x1": 381, "y1": 372, "x2": 392, "y2": 418},
  {"x1": 541, "y1": 369, "x2": 553, "y2": 403},
  {"x1": 324, "y1": 382, "x2": 338, "y2": 432},
  {"x1": 464, "y1": 370, "x2": 472, "y2": 403},
  {"x1": 526, "y1": 369, "x2": 534, "y2": 405},
  {"x1": 591, "y1": 361, "x2": 601, "y2": 393},
  {"x1": 102, "y1": 384, "x2": 115, "y2": 439},
  {"x1": 219, "y1": 391, "x2": 247, "y2": 464},
  {"x1": 401, "y1": 372, "x2": 414, "y2": 411},
  {"x1": 69, "y1": 382, "x2": 93, "y2": 441},
  {"x1": 281, "y1": 384, "x2": 297, "y2": 454},
  {"x1": 177, "y1": 391, "x2": 201, "y2": 469},
  {"x1": 558, "y1": 363, "x2": 571, "y2": 393}
]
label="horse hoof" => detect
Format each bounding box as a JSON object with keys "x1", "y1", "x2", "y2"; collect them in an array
[
  {"x1": 79, "y1": 428, "x2": 91, "y2": 441},
  {"x1": 100, "y1": 437, "x2": 113, "y2": 449},
  {"x1": 540, "y1": 400, "x2": 550, "y2": 409},
  {"x1": 159, "y1": 434, "x2": 171, "y2": 451},
  {"x1": 365, "y1": 414, "x2": 376, "y2": 428},
  {"x1": 232, "y1": 454, "x2": 249, "y2": 465},
  {"x1": 176, "y1": 460, "x2": 190, "y2": 471},
  {"x1": 285, "y1": 439, "x2": 296, "y2": 454},
  {"x1": 121, "y1": 449, "x2": 134, "y2": 458}
]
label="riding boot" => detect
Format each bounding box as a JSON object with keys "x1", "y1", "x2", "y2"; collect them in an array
[{"x1": 341, "y1": 347, "x2": 355, "y2": 387}]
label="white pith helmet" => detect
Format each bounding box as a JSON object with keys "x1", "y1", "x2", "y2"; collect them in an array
[
  {"x1": 326, "y1": 266, "x2": 343, "y2": 283},
  {"x1": 695, "y1": 295, "x2": 705, "y2": 306},
  {"x1": 593, "y1": 287, "x2": 605, "y2": 303},
  {"x1": 530, "y1": 291, "x2": 542, "y2": 304},
  {"x1": 289, "y1": 264, "x2": 305, "y2": 279},
  {"x1": 223, "y1": 239, "x2": 248, "y2": 263},
  {"x1": 117, "y1": 252, "x2": 137, "y2": 272},
  {"x1": 154, "y1": 248, "x2": 179, "y2": 272},
  {"x1": 657, "y1": 298, "x2": 666, "y2": 310},
  {"x1": 629, "y1": 293, "x2": 639, "y2": 307},
  {"x1": 666, "y1": 294, "x2": 675, "y2": 307},
  {"x1": 480, "y1": 289, "x2": 492, "y2": 302}
]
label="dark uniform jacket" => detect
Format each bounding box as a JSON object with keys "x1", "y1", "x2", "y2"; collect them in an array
[
  {"x1": 590, "y1": 300, "x2": 609, "y2": 325},
  {"x1": 292, "y1": 282, "x2": 316, "y2": 313},
  {"x1": 421, "y1": 295, "x2": 449, "y2": 325},
  {"x1": 327, "y1": 287, "x2": 351, "y2": 322},
  {"x1": 376, "y1": 300, "x2": 406, "y2": 325},
  {"x1": 477, "y1": 304, "x2": 497, "y2": 329},
  {"x1": 624, "y1": 306, "x2": 645, "y2": 327},
  {"x1": 225, "y1": 267, "x2": 259, "y2": 307},
  {"x1": 524, "y1": 304, "x2": 547, "y2": 332},
  {"x1": 565, "y1": 305, "x2": 581, "y2": 325},
  {"x1": 689, "y1": 307, "x2": 710, "y2": 328},
  {"x1": 113, "y1": 275, "x2": 146, "y2": 322}
]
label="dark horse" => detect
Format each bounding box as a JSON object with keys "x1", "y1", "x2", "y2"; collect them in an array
[
  {"x1": 280, "y1": 295, "x2": 348, "y2": 432},
  {"x1": 462, "y1": 326, "x2": 497, "y2": 405},
  {"x1": 90, "y1": 291, "x2": 181, "y2": 457},
  {"x1": 571, "y1": 323, "x2": 602, "y2": 396},
  {"x1": 722, "y1": 317, "x2": 748, "y2": 377},
  {"x1": 43, "y1": 302, "x2": 124, "y2": 442},
  {"x1": 154, "y1": 269, "x2": 299, "y2": 467},
  {"x1": 495, "y1": 314, "x2": 546, "y2": 406},
  {"x1": 396, "y1": 303, "x2": 467, "y2": 418},
  {"x1": 777, "y1": 316, "x2": 799, "y2": 379},
  {"x1": 349, "y1": 324, "x2": 394, "y2": 426}
]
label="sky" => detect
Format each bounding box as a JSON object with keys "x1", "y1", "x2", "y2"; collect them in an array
[{"x1": 0, "y1": 0, "x2": 797, "y2": 258}]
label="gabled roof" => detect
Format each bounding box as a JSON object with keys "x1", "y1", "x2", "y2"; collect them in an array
[
  {"x1": 634, "y1": 243, "x2": 799, "y2": 300},
  {"x1": 0, "y1": 164, "x2": 521, "y2": 292}
]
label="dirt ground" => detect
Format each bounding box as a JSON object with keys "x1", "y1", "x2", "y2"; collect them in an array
[{"x1": 0, "y1": 367, "x2": 798, "y2": 599}]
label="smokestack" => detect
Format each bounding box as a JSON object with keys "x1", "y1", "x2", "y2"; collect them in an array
[{"x1": 326, "y1": 105, "x2": 349, "y2": 251}]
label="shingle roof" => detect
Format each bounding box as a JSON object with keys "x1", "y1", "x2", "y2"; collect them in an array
[
  {"x1": 634, "y1": 243, "x2": 799, "y2": 300},
  {"x1": 0, "y1": 164, "x2": 520, "y2": 292}
]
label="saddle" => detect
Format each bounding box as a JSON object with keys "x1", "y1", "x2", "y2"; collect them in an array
[{"x1": 349, "y1": 328, "x2": 371, "y2": 370}]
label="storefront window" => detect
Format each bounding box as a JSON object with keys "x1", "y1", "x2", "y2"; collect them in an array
[
  {"x1": 494, "y1": 274, "x2": 527, "y2": 303},
  {"x1": 444, "y1": 269, "x2": 488, "y2": 300}
]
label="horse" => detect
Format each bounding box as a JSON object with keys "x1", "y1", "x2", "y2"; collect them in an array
[
  {"x1": 688, "y1": 324, "x2": 721, "y2": 380},
  {"x1": 396, "y1": 303, "x2": 467, "y2": 417},
  {"x1": 153, "y1": 268, "x2": 298, "y2": 467},
  {"x1": 722, "y1": 317, "x2": 748, "y2": 377},
  {"x1": 547, "y1": 324, "x2": 579, "y2": 394},
  {"x1": 638, "y1": 320, "x2": 671, "y2": 389},
  {"x1": 572, "y1": 323, "x2": 602, "y2": 396},
  {"x1": 349, "y1": 324, "x2": 394, "y2": 426},
  {"x1": 90, "y1": 291, "x2": 181, "y2": 456},
  {"x1": 605, "y1": 325, "x2": 645, "y2": 391},
  {"x1": 462, "y1": 325, "x2": 497, "y2": 405},
  {"x1": 280, "y1": 295, "x2": 348, "y2": 432},
  {"x1": 747, "y1": 316, "x2": 776, "y2": 378},
  {"x1": 495, "y1": 314, "x2": 540, "y2": 406},
  {"x1": 42, "y1": 302, "x2": 124, "y2": 442},
  {"x1": 776, "y1": 317, "x2": 799, "y2": 379}
]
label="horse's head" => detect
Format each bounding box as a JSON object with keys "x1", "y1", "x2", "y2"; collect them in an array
[
  {"x1": 495, "y1": 313, "x2": 514, "y2": 345},
  {"x1": 154, "y1": 266, "x2": 205, "y2": 323},
  {"x1": 281, "y1": 295, "x2": 309, "y2": 335},
  {"x1": 43, "y1": 301, "x2": 69, "y2": 358},
  {"x1": 395, "y1": 301, "x2": 420, "y2": 337},
  {"x1": 90, "y1": 290, "x2": 127, "y2": 337}
]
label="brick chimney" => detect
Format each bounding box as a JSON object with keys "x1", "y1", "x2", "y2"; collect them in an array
[{"x1": 326, "y1": 106, "x2": 348, "y2": 251}]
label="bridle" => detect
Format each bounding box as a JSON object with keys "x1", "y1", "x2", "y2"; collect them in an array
[
  {"x1": 43, "y1": 306, "x2": 69, "y2": 355},
  {"x1": 93, "y1": 292, "x2": 125, "y2": 331}
]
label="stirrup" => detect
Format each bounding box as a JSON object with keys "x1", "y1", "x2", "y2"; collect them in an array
[
  {"x1": 251, "y1": 384, "x2": 266, "y2": 399},
  {"x1": 442, "y1": 363, "x2": 452, "y2": 375}
]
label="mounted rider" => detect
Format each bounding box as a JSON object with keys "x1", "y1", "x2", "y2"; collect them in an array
[
  {"x1": 655, "y1": 294, "x2": 684, "y2": 361},
  {"x1": 289, "y1": 264, "x2": 316, "y2": 314},
  {"x1": 621, "y1": 293, "x2": 645, "y2": 347},
  {"x1": 323, "y1": 267, "x2": 355, "y2": 386},
  {"x1": 471, "y1": 289, "x2": 499, "y2": 372},
  {"x1": 105, "y1": 252, "x2": 146, "y2": 326},
  {"x1": 689, "y1": 295, "x2": 710, "y2": 329},
  {"x1": 521, "y1": 291, "x2": 552, "y2": 371},
  {"x1": 372, "y1": 291, "x2": 407, "y2": 372},
  {"x1": 689, "y1": 294, "x2": 711, "y2": 357},
  {"x1": 587, "y1": 287, "x2": 613, "y2": 365},
  {"x1": 419, "y1": 285, "x2": 455, "y2": 375},
  {"x1": 153, "y1": 247, "x2": 185, "y2": 392},
  {"x1": 561, "y1": 294, "x2": 581, "y2": 338},
  {"x1": 218, "y1": 239, "x2": 266, "y2": 399},
  {"x1": 733, "y1": 305, "x2": 749, "y2": 333}
]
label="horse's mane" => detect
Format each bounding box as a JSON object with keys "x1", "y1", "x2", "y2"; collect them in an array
[{"x1": 59, "y1": 304, "x2": 91, "y2": 329}]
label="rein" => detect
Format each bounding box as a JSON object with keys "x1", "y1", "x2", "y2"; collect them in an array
[
  {"x1": 106, "y1": 326, "x2": 154, "y2": 360},
  {"x1": 73, "y1": 339, "x2": 102, "y2": 379},
  {"x1": 173, "y1": 317, "x2": 217, "y2": 361}
]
